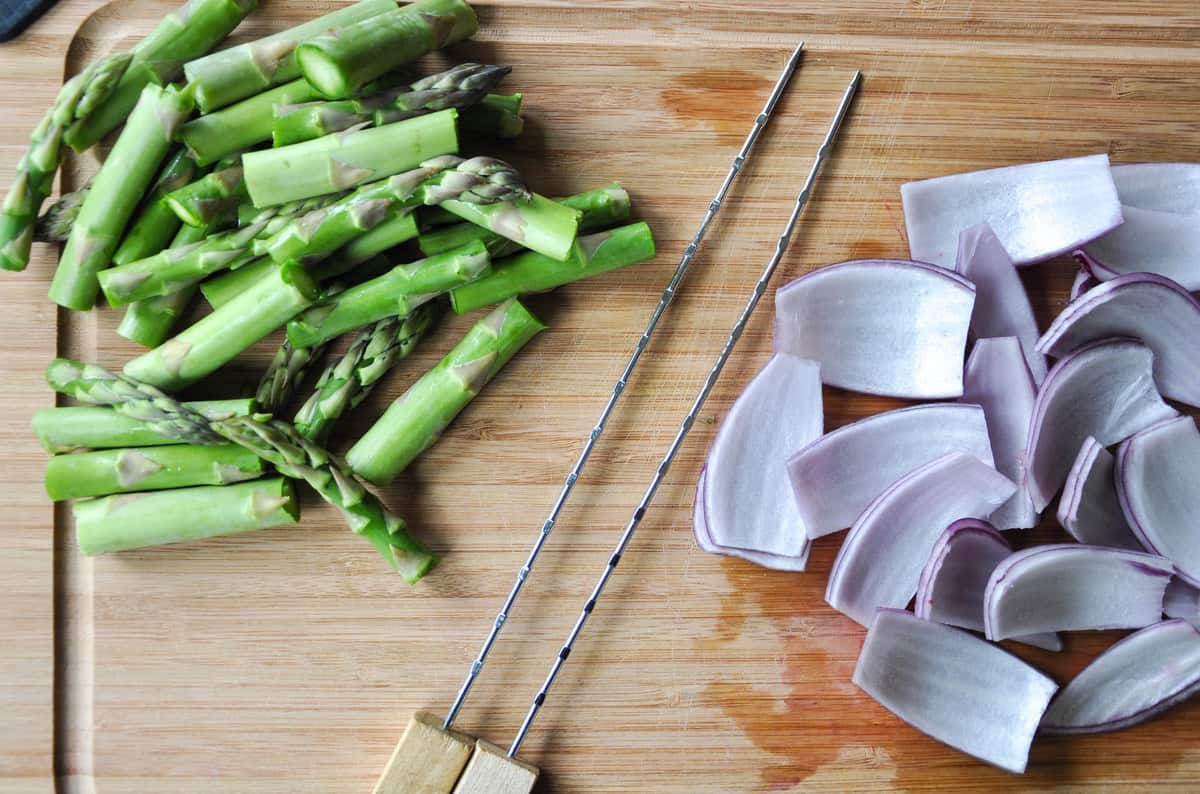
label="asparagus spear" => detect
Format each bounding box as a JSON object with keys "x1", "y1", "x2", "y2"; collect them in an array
[
  {"x1": 287, "y1": 240, "x2": 490, "y2": 348},
  {"x1": 419, "y1": 183, "x2": 631, "y2": 257},
  {"x1": 264, "y1": 155, "x2": 528, "y2": 268},
  {"x1": 48, "y1": 360, "x2": 434, "y2": 579},
  {"x1": 34, "y1": 182, "x2": 91, "y2": 244},
  {"x1": 255, "y1": 340, "x2": 328, "y2": 415},
  {"x1": 164, "y1": 165, "x2": 248, "y2": 227},
  {"x1": 203, "y1": 207, "x2": 416, "y2": 308},
  {"x1": 32, "y1": 398, "x2": 256, "y2": 453},
  {"x1": 47, "y1": 443, "x2": 264, "y2": 500},
  {"x1": 451, "y1": 222, "x2": 657, "y2": 314},
  {"x1": 242, "y1": 108, "x2": 459, "y2": 207},
  {"x1": 273, "y1": 63, "x2": 510, "y2": 146},
  {"x1": 460, "y1": 92, "x2": 524, "y2": 139},
  {"x1": 98, "y1": 220, "x2": 268, "y2": 306},
  {"x1": 112, "y1": 151, "x2": 202, "y2": 266},
  {"x1": 295, "y1": 0, "x2": 478, "y2": 98},
  {"x1": 181, "y1": 79, "x2": 323, "y2": 166},
  {"x1": 440, "y1": 191, "x2": 581, "y2": 263},
  {"x1": 294, "y1": 304, "x2": 437, "y2": 442},
  {"x1": 123, "y1": 262, "x2": 319, "y2": 391},
  {"x1": 184, "y1": 0, "x2": 398, "y2": 112},
  {"x1": 116, "y1": 219, "x2": 214, "y2": 347},
  {"x1": 63, "y1": 0, "x2": 257, "y2": 153},
  {"x1": 0, "y1": 54, "x2": 131, "y2": 271},
  {"x1": 346, "y1": 298, "x2": 545, "y2": 485},
  {"x1": 74, "y1": 478, "x2": 298, "y2": 556},
  {"x1": 49, "y1": 84, "x2": 194, "y2": 311}
]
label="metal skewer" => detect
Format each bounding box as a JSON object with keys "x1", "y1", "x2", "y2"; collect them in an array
[
  {"x1": 441, "y1": 39, "x2": 806, "y2": 732},
  {"x1": 502, "y1": 68, "x2": 862, "y2": 762}
]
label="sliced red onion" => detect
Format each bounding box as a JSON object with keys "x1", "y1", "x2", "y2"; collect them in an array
[
  {"x1": 900, "y1": 154, "x2": 1122, "y2": 268},
  {"x1": 1036, "y1": 273, "x2": 1200, "y2": 407},
  {"x1": 1109, "y1": 163, "x2": 1200, "y2": 214},
  {"x1": 914, "y1": 519, "x2": 1061, "y2": 651},
  {"x1": 826, "y1": 452, "x2": 1015, "y2": 627},
  {"x1": 693, "y1": 469, "x2": 811, "y2": 571},
  {"x1": 774, "y1": 260, "x2": 974, "y2": 399},
  {"x1": 1116, "y1": 415, "x2": 1200, "y2": 585},
  {"x1": 955, "y1": 225, "x2": 1047, "y2": 383},
  {"x1": 1056, "y1": 437, "x2": 1143, "y2": 551},
  {"x1": 703, "y1": 354, "x2": 822, "y2": 557},
  {"x1": 961, "y1": 337, "x2": 1039, "y2": 529},
  {"x1": 1070, "y1": 267, "x2": 1101, "y2": 301},
  {"x1": 787, "y1": 404, "x2": 994, "y2": 539},
  {"x1": 1079, "y1": 206, "x2": 1200, "y2": 291},
  {"x1": 1024, "y1": 338, "x2": 1177, "y2": 512},
  {"x1": 983, "y1": 544, "x2": 1173, "y2": 641},
  {"x1": 1164, "y1": 578, "x2": 1200, "y2": 627},
  {"x1": 1040, "y1": 619, "x2": 1200, "y2": 734},
  {"x1": 853, "y1": 608, "x2": 1058, "y2": 774}
]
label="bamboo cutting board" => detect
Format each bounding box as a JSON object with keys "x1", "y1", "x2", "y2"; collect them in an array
[{"x1": 3, "y1": 1, "x2": 1200, "y2": 791}]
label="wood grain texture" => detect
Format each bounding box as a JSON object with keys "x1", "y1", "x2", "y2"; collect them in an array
[{"x1": 2, "y1": 0, "x2": 1200, "y2": 791}]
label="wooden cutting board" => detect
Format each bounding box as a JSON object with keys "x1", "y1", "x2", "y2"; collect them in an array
[{"x1": 3, "y1": 1, "x2": 1200, "y2": 791}]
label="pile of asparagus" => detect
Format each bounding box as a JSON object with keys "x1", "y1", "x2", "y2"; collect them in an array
[{"x1": 5, "y1": 0, "x2": 657, "y2": 582}]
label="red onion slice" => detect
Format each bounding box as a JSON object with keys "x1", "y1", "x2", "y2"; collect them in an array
[
  {"x1": 1036, "y1": 273, "x2": 1200, "y2": 407},
  {"x1": 853, "y1": 608, "x2": 1058, "y2": 774},
  {"x1": 900, "y1": 154, "x2": 1122, "y2": 268},
  {"x1": 983, "y1": 544, "x2": 1173, "y2": 641},
  {"x1": 962, "y1": 337, "x2": 1039, "y2": 529},
  {"x1": 826, "y1": 452, "x2": 1015, "y2": 627},
  {"x1": 1109, "y1": 163, "x2": 1200, "y2": 214},
  {"x1": 915, "y1": 519, "x2": 1061, "y2": 651},
  {"x1": 788, "y1": 404, "x2": 994, "y2": 539},
  {"x1": 703, "y1": 354, "x2": 822, "y2": 557},
  {"x1": 955, "y1": 225, "x2": 1047, "y2": 383},
  {"x1": 1024, "y1": 338, "x2": 1178, "y2": 512},
  {"x1": 1164, "y1": 578, "x2": 1200, "y2": 627},
  {"x1": 1079, "y1": 206, "x2": 1200, "y2": 291},
  {"x1": 693, "y1": 469, "x2": 811, "y2": 571},
  {"x1": 1040, "y1": 619, "x2": 1200, "y2": 735},
  {"x1": 1116, "y1": 416, "x2": 1200, "y2": 585},
  {"x1": 1057, "y1": 437, "x2": 1143, "y2": 551},
  {"x1": 774, "y1": 260, "x2": 975, "y2": 399},
  {"x1": 1070, "y1": 267, "x2": 1101, "y2": 301}
]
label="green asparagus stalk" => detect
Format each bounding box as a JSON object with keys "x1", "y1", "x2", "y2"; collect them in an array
[
  {"x1": 98, "y1": 220, "x2": 267, "y2": 306},
  {"x1": 419, "y1": 183, "x2": 631, "y2": 258},
  {"x1": 199, "y1": 257, "x2": 274, "y2": 309},
  {"x1": 287, "y1": 240, "x2": 490, "y2": 348},
  {"x1": 184, "y1": 0, "x2": 398, "y2": 112},
  {"x1": 34, "y1": 182, "x2": 91, "y2": 244},
  {"x1": 264, "y1": 155, "x2": 528, "y2": 268},
  {"x1": 255, "y1": 340, "x2": 327, "y2": 415},
  {"x1": 419, "y1": 205, "x2": 461, "y2": 229},
  {"x1": 63, "y1": 0, "x2": 257, "y2": 154},
  {"x1": 33, "y1": 398, "x2": 255, "y2": 453},
  {"x1": 123, "y1": 262, "x2": 319, "y2": 390},
  {"x1": 242, "y1": 107, "x2": 459, "y2": 207},
  {"x1": 294, "y1": 304, "x2": 437, "y2": 441},
  {"x1": 180, "y1": 81, "x2": 322, "y2": 167},
  {"x1": 112, "y1": 151, "x2": 202, "y2": 266},
  {"x1": 165, "y1": 166, "x2": 248, "y2": 227},
  {"x1": 47, "y1": 443, "x2": 264, "y2": 500},
  {"x1": 74, "y1": 477, "x2": 298, "y2": 556},
  {"x1": 310, "y1": 210, "x2": 420, "y2": 281},
  {"x1": 346, "y1": 298, "x2": 545, "y2": 485},
  {"x1": 47, "y1": 360, "x2": 434, "y2": 579},
  {"x1": 451, "y1": 222, "x2": 656, "y2": 314},
  {"x1": 116, "y1": 220, "x2": 214, "y2": 347},
  {"x1": 49, "y1": 84, "x2": 194, "y2": 311},
  {"x1": 460, "y1": 93, "x2": 524, "y2": 139},
  {"x1": 295, "y1": 0, "x2": 478, "y2": 98},
  {"x1": 440, "y1": 191, "x2": 581, "y2": 263},
  {"x1": 273, "y1": 63, "x2": 510, "y2": 146},
  {"x1": 0, "y1": 54, "x2": 131, "y2": 271}
]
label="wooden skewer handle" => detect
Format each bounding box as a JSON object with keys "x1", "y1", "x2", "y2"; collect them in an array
[
  {"x1": 372, "y1": 712, "x2": 474, "y2": 794},
  {"x1": 452, "y1": 739, "x2": 540, "y2": 794}
]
